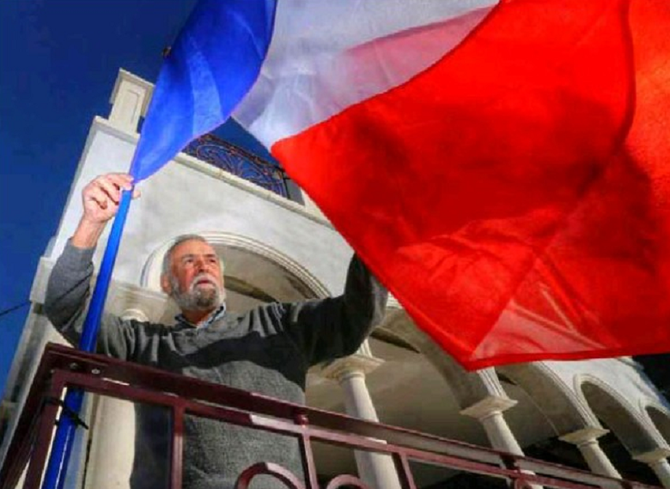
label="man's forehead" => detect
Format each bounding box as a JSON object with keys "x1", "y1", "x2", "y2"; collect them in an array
[{"x1": 172, "y1": 239, "x2": 216, "y2": 258}]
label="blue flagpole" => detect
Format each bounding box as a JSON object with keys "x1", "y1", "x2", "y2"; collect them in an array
[{"x1": 41, "y1": 187, "x2": 134, "y2": 489}]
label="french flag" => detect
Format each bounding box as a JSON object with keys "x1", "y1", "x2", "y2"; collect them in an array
[{"x1": 132, "y1": 0, "x2": 670, "y2": 369}]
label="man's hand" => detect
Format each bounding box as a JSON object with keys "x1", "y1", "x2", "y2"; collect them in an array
[{"x1": 72, "y1": 173, "x2": 140, "y2": 249}]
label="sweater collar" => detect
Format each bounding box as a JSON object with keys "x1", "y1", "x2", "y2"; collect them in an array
[{"x1": 175, "y1": 303, "x2": 226, "y2": 329}]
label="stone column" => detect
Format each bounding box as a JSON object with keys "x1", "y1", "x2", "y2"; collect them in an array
[
  {"x1": 461, "y1": 396, "x2": 524, "y2": 454},
  {"x1": 560, "y1": 427, "x2": 621, "y2": 479},
  {"x1": 84, "y1": 396, "x2": 136, "y2": 489},
  {"x1": 83, "y1": 308, "x2": 147, "y2": 489},
  {"x1": 634, "y1": 448, "x2": 670, "y2": 489},
  {"x1": 461, "y1": 396, "x2": 542, "y2": 489},
  {"x1": 322, "y1": 342, "x2": 401, "y2": 489}
]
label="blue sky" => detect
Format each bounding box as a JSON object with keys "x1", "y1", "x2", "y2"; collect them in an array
[{"x1": 0, "y1": 0, "x2": 273, "y2": 395}]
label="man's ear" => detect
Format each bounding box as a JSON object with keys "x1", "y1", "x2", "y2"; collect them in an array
[{"x1": 160, "y1": 274, "x2": 172, "y2": 295}]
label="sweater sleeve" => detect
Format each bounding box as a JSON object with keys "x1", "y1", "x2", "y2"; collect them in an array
[
  {"x1": 280, "y1": 254, "x2": 388, "y2": 366},
  {"x1": 44, "y1": 240, "x2": 136, "y2": 361}
]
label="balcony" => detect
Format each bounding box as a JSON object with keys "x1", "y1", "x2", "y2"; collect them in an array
[{"x1": 0, "y1": 344, "x2": 659, "y2": 489}]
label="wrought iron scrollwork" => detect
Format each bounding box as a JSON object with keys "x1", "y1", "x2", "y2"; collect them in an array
[
  {"x1": 184, "y1": 134, "x2": 291, "y2": 198},
  {"x1": 326, "y1": 474, "x2": 371, "y2": 489},
  {"x1": 235, "y1": 462, "x2": 305, "y2": 489}
]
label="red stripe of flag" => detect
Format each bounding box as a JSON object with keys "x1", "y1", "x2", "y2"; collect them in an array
[{"x1": 273, "y1": 0, "x2": 670, "y2": 368}]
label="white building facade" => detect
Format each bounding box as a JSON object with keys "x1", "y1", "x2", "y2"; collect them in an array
[{"x1": 2, "y1": 69, "x2": 670, "y2": 488}]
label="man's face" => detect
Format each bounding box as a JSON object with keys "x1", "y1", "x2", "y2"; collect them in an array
[{"x1": 165, "y1": 239, "x2": 225, "y2": 312}]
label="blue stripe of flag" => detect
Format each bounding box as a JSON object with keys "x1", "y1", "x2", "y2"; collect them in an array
[{"x1": 130, "y1": 0, "x2": 277, "y2": 181}]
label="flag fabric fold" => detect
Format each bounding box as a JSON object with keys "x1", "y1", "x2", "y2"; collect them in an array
[
  {"x1": 137, "y1": 0, "x2": 670, "y2": 369},
  {"x1": 129, "y1": 0, "x2": 276, "y2": 181}
]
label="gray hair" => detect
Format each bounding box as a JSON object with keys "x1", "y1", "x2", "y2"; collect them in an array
[{"x1": 161, "y1": 234, "x2": 224, "y2": 279}]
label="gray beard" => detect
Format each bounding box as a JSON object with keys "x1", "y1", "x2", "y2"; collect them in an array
[{"x1": 170, "y1": 274, "x2": 225, "y2": 312}]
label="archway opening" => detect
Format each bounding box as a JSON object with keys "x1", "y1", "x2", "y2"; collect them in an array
[
  {"x1": 142, "y1": 232, "x2": 330, "y2": 320},
  {"x1": 646, "y1": 406, "x2": 670, "y2": 446},
  {"x1": 580, "y1": 381, "x2": 658, "y2": 485},
  {"x1": 496, "y1": 365, "x2": 589, "y2": 471}
]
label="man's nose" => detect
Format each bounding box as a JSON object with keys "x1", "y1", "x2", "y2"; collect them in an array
[
  {"x1": 194, "y1": 257, "x2": 207, "y2": 272},
  {"x1": 194, "y1": 257, "x2": 213, "y2": 273}
]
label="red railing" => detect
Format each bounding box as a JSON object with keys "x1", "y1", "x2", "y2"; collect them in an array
[{"x1": 0, "y1": 344, "x2": 660, "y2": 489}]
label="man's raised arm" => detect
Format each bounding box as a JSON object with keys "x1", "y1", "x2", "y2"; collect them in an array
[
  {"x1": 279, "y1": 254, "x2": 389, "y2": 366},
  {"x1": 44, "y1": 173, "x2": 139, "y2": 357}
]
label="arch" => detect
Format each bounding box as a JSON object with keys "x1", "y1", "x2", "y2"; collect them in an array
[
  {"x1": 576, "y1": 375, "x2": 661, "y2": 454},
  {"x1": 141, "y1": 232, "x2": 330, "y2": 307},
  {"x1": 496, "y1": 362, "x2": 598, "y2": 435},
  {"x1": 380, "y1": 308, "x2": 505, "y2": 409},
  {"x1": 643, "y1": 401, "x2": 670, "y2": 447}
]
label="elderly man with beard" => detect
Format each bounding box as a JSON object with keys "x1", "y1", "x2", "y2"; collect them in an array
[{"x1": 44, "y1": 173, "x2": 388, "y2": 489}]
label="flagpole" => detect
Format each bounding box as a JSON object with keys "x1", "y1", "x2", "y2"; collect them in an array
[{"x1": 41, "y1": 187, "x2": 134, "y2": 489}]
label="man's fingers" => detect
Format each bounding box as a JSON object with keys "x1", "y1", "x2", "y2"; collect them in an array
[
  {"x1": 81, "y1": 173, "x2": 135, "y2": 219},
  {"x1": 106, "y1": 173, "x2": 134, "y2": 191},
  {"x1": 100, "y1": 174, "x2": 138, "y2": 202},
  {"x1": 94, "y1": 177, "x2": 122, "y2": 204},
  {"x1": 132, "y1": 188, "x2": 141, "y2": 199},
  {"x1": 86, "y1": 186, "x2": 117, "y2": 211}
]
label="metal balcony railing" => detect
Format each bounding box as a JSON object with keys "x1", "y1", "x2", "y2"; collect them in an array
[
  {"x1": 183, "y1": 134, "x2": 301, "y2": 202},
  {"x1": 0, "y1": 344, "x2": 660, "y2": 489}
]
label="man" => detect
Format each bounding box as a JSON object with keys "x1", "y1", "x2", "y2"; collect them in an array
[{"x1": 45, "y1": 173, "x2": 388, "y2": 489}]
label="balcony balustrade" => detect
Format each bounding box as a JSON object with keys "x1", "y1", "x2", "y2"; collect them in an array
[{"x1": 0, "y1": 344, "x2": 659, "y2": 489}]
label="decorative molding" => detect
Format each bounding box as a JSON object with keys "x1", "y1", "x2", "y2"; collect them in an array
[
  {"x1": 575, "y1": 373, "x2": 667, "y2": 450},
  {"x1": 460, "y1": 395, "x2": 518, "y2": 419},
  {"x1": 501, "y1": 361, "x2": 600, "y2": 428},
  {"x1": 478, "y1": 368, "x2": 507, "y2": 397},
  {"x1": 108, "y1": 69, "x2": 153, "y2": 133},
  {"x1": 634, "y1": 448, "x2": 670, "y2": 464},
  {"x1": 322, "y1": 353, "x2": 385, "y2": 382},
  {"x1": 356, "y1": 341, "x2": 373, "y2": 357},
  {"x1": 89, "y1": 116, "x2": 331, "y2": 227},
  {"x1": 531, "y1": 362, "x2": 600, "y2": 426},
  {"x1": 641, "y1": 400, "x2": 670, "y2": 420},
  {"x1": 179, "y1": 151, "x2": 331, "y2": 226},
  {"x1": 109, "y1": 69, "x2": 153, "y2": 114},
  {"x1": 575, "y1": 374, "x2": 656, "y2": 431},
  {"x1": 387, "y1": 296, "x2": 401, "y2": 310},
  {"x1": 559, "y1": 427, "x2": 610, "y2": 445}
]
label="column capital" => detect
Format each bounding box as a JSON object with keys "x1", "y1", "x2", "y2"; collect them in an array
[
  {"x1": 322, "y1": 353, "x2": 384, "y2": 382},
  {"x1": 634, "y1": 448, "x2": 670, "y2": 464},
  {"x1": 460, "y1": 395, "x2": 518, "y2": 420},
  {"x1": 559, "y1": 426, "x2": 610, "y2": 445}
]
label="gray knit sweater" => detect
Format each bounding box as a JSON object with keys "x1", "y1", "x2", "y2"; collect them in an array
[{"x1": 44, "y1": 241, "x2": 388, "y2": 489}]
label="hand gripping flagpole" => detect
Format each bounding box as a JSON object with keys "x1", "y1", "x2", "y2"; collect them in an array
[{"x1": 41, "y1": 186, "x2": 134, "y2": 489}]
